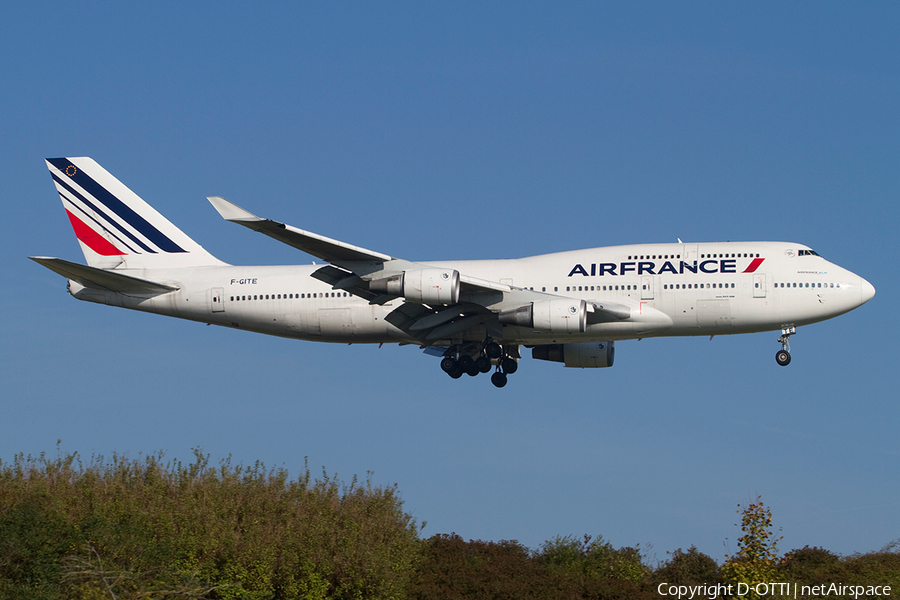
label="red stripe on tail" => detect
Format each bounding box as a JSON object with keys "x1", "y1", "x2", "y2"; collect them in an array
[{"x1": 65, "y1": 210, "x2": 125, "y2": 256}]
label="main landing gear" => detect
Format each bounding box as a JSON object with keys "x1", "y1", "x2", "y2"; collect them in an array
[
  {"x1": 775, "y1": 326, "x2": 796, "y2": 366},
  {"x1": 440, "y1": 339, "x2": 518, "y2": 388}
]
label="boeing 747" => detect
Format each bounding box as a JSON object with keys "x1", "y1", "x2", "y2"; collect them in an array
[{"x1": 32, "y1": 157, "x2": 875, "y2": 387}]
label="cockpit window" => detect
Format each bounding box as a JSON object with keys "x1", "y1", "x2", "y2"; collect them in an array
[{"x1": 799, "y1": 249, "x2": 820, "y2": 257}]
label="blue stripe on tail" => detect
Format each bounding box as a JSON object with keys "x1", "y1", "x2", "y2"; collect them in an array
[{"x1": 47, "y1": 158, "x2": 186, "y2": 253}]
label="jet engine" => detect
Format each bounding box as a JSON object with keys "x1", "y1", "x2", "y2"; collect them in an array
[
  {"x1": 499, "y1": 299, "x2": 587, "y2": 333},
  {"x1": 532, "y1": 341, "x2": 615, "y2": 368},
  {"x1": 369, "y1": 268, "x2": 460, "y2": 305}
]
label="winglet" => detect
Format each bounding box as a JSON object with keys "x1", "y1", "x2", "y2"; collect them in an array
[{"x1": 207, "y1": 196, "x2": 262, "y2": 222}]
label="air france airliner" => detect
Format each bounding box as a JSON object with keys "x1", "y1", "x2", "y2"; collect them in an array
[{"x1": 32, "y1": 157, "x2": 875, "y2": 388}]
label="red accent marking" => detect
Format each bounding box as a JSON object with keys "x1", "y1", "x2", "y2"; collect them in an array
[
  {"x1": 65, "y1": 209, "x2": 125, "y2": 256},
  {"x1": 742, "y1": 257, "x2": 765, "y2": 273}
]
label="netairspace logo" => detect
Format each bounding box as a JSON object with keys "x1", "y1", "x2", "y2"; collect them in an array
[{"x1": 657, "y1": 582, "x2": 892, "y2": 599}]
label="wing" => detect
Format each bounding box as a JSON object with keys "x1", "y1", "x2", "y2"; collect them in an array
[
  {"x1": 209, "y1": 197, "x2": 636, "y2": 344},
  {"x1": 207, "y1": 196, "x2": 392, "y2": 266}
]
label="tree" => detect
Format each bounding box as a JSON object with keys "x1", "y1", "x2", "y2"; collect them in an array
[{"x1": 721, "y1": 496, "x2": 781, "y2": 599}]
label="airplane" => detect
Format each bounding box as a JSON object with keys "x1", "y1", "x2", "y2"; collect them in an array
[{"x1": 31, "y1": 157, "x2": 875, "y2": 388}]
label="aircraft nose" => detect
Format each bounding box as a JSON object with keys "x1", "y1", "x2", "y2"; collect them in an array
[{"x1": 860, "y1": 277, "x2": 875, "y2": 304}]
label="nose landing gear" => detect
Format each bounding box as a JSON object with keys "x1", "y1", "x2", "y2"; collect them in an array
[{"x1": 775, "y1": 326, "x2": 795, "y2": 366}]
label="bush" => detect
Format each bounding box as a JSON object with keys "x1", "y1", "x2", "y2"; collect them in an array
[
  {"x1": 410, "y1": 534, "x2": 568, "y2": 600},
  {"x1": 778, "y1": 546, "x2": 845, "y2": 582},
  {"x1": 654, "y1": 546, "x2": 721, "y2": 585},
  {"x1": 0, "y1": 449, "x2": 421, "y2": 599}
]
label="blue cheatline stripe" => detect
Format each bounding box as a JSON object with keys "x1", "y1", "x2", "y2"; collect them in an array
[
  {"x1": 47, "y1": 158, "x2": 186, "y2": 253},
  {"x1": 58, "y1": 191, "x2": 140, "y2": 254},
  {"x1": 52, "y1": 173, "x2": 155, "y2": 253}
]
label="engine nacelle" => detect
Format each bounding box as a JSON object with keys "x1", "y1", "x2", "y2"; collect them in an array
[
  {"x1": 499, "y1": 299, "x2": 587, "y2": 333},
  {"x1": 532, "y1": 341, "x2": 615, "y2": 368},
  {"x1": 369, "y1": 268, "x2": 460, "y2": 305}
]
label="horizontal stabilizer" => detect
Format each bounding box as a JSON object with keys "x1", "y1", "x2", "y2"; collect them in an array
[
  {"x1": 29, "y1": 257, "x2": 178, "y2": 295},
  {"x1": 207, "y1": 196, "x2": 393, "y2": 265}
]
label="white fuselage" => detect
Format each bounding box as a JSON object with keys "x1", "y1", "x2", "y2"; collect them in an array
[{"x1": 68, "y1": 241, "x2": 874, "y2": 346}]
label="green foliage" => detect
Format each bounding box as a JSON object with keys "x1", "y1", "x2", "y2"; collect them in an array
[
  {"x1": 410, "y1": 534, "x2": 561, "y2": 599},
  {"x1": 2, "y1": 448, "x2": 897, "y2": 600},
  {"x1": 0, "y1": 449, "x2": 421, "y2": 599},
  {"x1": 409, "y1": 533, "x2": 656, "y2": 600},
  {"x1": 838, "y1": 541, "x2": 900, "y2": 593},
  {"x1": 778, "y1": 546, "x2": 845, "y2": 583},
  {"x1": 537, "y1": 534, "x2": 648, "y2": 583},
  {"x1": 653, "y1": 546, "x2": 721, "y2": 585},
  {"x1": 721, "y1": 496, "x2": 782, "y2": 599}
]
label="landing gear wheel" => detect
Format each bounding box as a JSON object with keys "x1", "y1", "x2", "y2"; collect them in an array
[
  {"x1": 465, "y1": 363, "x2": 480, "y2": 377},
  {"x1": 501, "y1": 357, "x2": 518, "y2": 374},
  {"x1": 491, "y1": 371, "x2": 508, "y2": 388},
  {"x1": 775, "y1": 350, "x2": 791, "y2": 366},
  {"x1": 476, "y1": 356, "x2": 492, "y2": 373},
  {"x1": 458, "y1": 355, "x2": 475, "y2": 371},
  {"x1": 776, "y1": 326, "x2": 795, "y2": 367},
  {"x1": 440, "y1": 357, "x2": 458, "y2": 374},
  {"x1": 485, "y1": 342, "x2": 502, "y2": 359},
  {"x1": 448, "y1": 368, "x2": 463, "y2": 379}
]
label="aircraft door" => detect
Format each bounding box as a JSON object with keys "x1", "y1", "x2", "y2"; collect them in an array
[
  {"x1": 682, "y1": 244, "x2": 698, "y2": 265},
  {"x1": 211, "y1": 288, "x2": 225, "y2": 312},
  {"x1": 641, "y1": 276, "x2": 655, "y2": 300},
  {"x1": 753, "y1": 274, "x2": 767, "y2": 298}
]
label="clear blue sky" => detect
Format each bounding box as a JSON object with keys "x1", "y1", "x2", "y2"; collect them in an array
[{"x1": 2, "y1": 2, "x2": 897, "y2": 562}]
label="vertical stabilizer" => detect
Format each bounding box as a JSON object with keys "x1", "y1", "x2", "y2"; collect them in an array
[{"x1": 45, "y1": 157, "x2": 225, "y2": 269}]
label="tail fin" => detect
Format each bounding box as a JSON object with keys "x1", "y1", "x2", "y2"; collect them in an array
[{"x1": 45, "y1": 157, "x2": 225, "y2": 269}]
